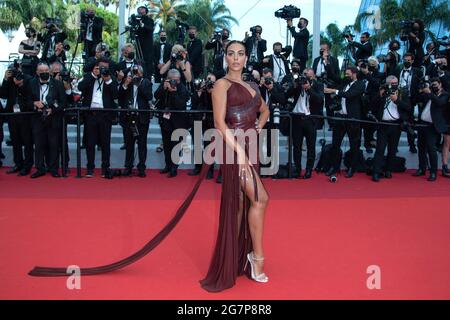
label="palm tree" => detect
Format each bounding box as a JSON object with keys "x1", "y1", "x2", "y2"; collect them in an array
[
  {"x1": 0, "y1": 0, "x2": 55, "y2": 31},
  {"x1": 354, "y1": 0, "x2": 450, "y2": 45},
  {"x1": 148, "y1": 0, "x2": 185, "y2": 31}
]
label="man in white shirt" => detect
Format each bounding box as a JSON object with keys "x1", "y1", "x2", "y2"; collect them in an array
[{"x1": 371, "y1": 76, "x2": 411, "y2": 182}]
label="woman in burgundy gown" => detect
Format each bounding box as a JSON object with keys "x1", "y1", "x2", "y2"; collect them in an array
[{"x1": 29, "y1": 41, "x2": 271, "y2": 293}]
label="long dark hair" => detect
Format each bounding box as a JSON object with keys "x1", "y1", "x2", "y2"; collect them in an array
[{"x1": 225, "y1": 40, "x2": 248, "y2": 56}]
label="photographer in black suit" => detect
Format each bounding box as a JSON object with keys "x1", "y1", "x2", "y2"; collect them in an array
[
  {"x1": 313, "y1": 43, "x2": 340, "y2": 129},
  {"x1": 379, "y1": 40, "x2": 401, "y2": 77},
  {"x1": 243, "y1": 25, "x2": 267, "y2": 71},
  {"x1": 187, "y1": 26, "x2": 204, "y2": 79},
  {"x1": 205, "y1": 28, "x2": 230, "y2": 60},
  {"x1": 1, "y1": 65, "x2": 33, "y2": 176},
  {"x1": 133, "y1": 6, "x2": 155, "y2": 79},
  {"x1": 38, "y1": 19, "x2": 67, "y2": 64},
  {"x1": 347, "y1": 32, "x2": 373, "y2": 62},
  {"x1": 288, "y1": 68, "x2": 324, "y2": 179},
  {"x1": 262, "y1": 42, "x2": 290, "y2": 83},
  {"x1": 153, "y1": 30, "x2": 173, "y2": 84},
  {"x1": 287, "y1": 18, "x2": 309, "y2": 73},
  {"x1": 78, "y1": 58, "x2": 118, "y2": 179},
  {"x1": 413, "y1": 77, "x2": 449, "y2": 181},
  {"x1": 395, "y1": 52, "x2": 421, "y2": 153},
  {"x1": 324, "y1": 66, "x2": 366, "y2": 178},
  {"x1": 118, "y1": 65, "x2": 153, "y2": 177},
  {"x1": 27, "y1": 62, "x2": 67, "y2": 178},
  {"x1": 80, "y1": 7, "x2": 104, "y2": 59},
  {"x1": 154, "y1": 69, "x2": 190, "y2": 178},
  {"x1": 189, "y1": 73, "x2": 216, "y2": 178},
  {"x1": 84, "y1": 42, "x2": 116, "y2": 73},
  {"x1": 259, "y1": 68, "x2": 286, "y2": 175},
  {"x1": 371, "y1": 76, "x2": 411, "y2": 182}
]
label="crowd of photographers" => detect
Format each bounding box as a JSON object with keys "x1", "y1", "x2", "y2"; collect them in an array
[{"x1": 0, "y1": 5, "x2": 449, "y2": 182}]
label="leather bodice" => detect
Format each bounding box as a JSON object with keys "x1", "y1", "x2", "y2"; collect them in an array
[{"x1": 225, "y1": 81, "x2": 261, "y2": 130}]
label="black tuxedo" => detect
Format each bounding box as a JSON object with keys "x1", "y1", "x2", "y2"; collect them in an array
[
  {"x1": 78, "y1": 73, "x2": 118, "y2": 172},
  {"x1": 187, "y1": 38, "x2": 203, "y2": 78},
  {"x1": 371, "y1": 94, "x2": 411, "y2": 175},
  {"x1": 312, "y1": 56, "x2": 340, "y2": 83},
  {"x1": 153, "y1": 41, "x2": 172, "y2": 83},
  {"x1": 136, "y1": 15, "x2": 155, "y2": 78},
  {"x1": 212, "y1": 53, "x2": 227, "y2": 79},
  {"x1": 27, "y1": 77, "x2": 67, "y2": 174},
  {"x1": 81, "y1": 16, "x2": 104, "y2": 58},
  {"x1": 416, "y1": 91, "x2": 449, "y2": 173},
  {"x1": 39, "y1": 31, "x2": 67, "y2": 62},
  {"x1": 352, "y1": 41, "x2": 373, "y2": 61},
  {"x1": 155, "y1": 83, "x2": 190, "y2": 171},
  {"x1": 263, "y1": 54, "x2": 290, "y2": 82},
  {"x1": 289, "y1": 81, "x2": 324, "y2": 172},
  {"x1": 329, "y1": 80, "x2": 366, "y2": 173},
  {"x1": 244, "y1": 36, "x2": 267, "y2": 68},
  {"x1": 289, "y1": 26, "x2": 309, "y2": 71},
  {"x1": 0, "y1": 75, "x2": 34, "y2": 171},
  {"x1": 118, "y1": 78, "x2": 153, "y2": 171}
]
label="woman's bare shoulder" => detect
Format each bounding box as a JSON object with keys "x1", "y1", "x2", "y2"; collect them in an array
[{"x1": 214, "y1": 78, "x2": 232, "y2": 90}]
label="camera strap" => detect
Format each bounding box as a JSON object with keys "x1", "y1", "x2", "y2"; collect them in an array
[
  {"x1": 96, "y1": 78, "x2": 104, "y2": 92},
  {"x1": 40, "y1": 84, "x2": 49, "y2": 102}
]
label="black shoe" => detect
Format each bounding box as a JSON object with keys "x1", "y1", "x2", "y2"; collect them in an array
[
  {"x1": 427, "y1": 173, "x2": 437, "y2": 182},
  {"x1": 413, "y1": 169, "x2": 425, "y2": 177},
  {"x1": 325, "y1": 168, "x2": 336, "y2": 177},
  {"x1": 160, "y1": 166, "x2": 170, "y2": 174},
  {"x1": 168, "y1": 168, "x2": 177, "y2": 178},
  {"x1": 365, "y1": 147, "x2": 373, "y2": 154},
  {"x1": 103, "y1": 169, "x2": 113, "y2": 179},
  {"x1": 409, "y1": 145, "x2": 417, "y2": 154},
  {"x1": 6, "y1": 166, "x2": 22, "y2": 174},
  {"x1": 303, "y1": 169, "x2": 312, "y2": 179},
  {"x1": 86, "y1": 170, "x2": 94, "y2": 178},
  {"x1": 384, "y1": 171, "x2": 392, "y2": 179},
  {"x1": 372, "y1": 173, "x2": 380, "y2": 182},
  {"x1": 51, "y1": 171, "x2": 61, "y2": 178},
  {"x1": 120, "y1": 144, "x2": 126, "y2": 150},
  {"x1": 442, "y1": 165, "x2": 450, "y2": 178},
  {"x1": 216, "y1": 174, "x2": 223, "y2": 184},
  {"x1": 19, "y1": 168, "x2": 31, "y2": 176},
  {"x1": 188, "y1": 167, "x2": 201, "y2": 176},
  {"x1": 345, "y1": 168, "x2": 354, "y2": 178},
  {"x1": 138, "y1": 170, "x2": 146, "y2": 178},
  {"x1": 122, "y1": 168, "x2": 133, "y2": 176},
  {"x1": 31, "y1": 171, "x2": 46, "y2": 179}
]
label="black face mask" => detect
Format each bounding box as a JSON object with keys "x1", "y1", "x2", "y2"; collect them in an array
[
  {"x1": 345, "y1": 75, "x2": 352, "y2": 82},
  {"x1": 392, "y1": 46, "x2": 399, "y2": 51},
  {"x1": 26, "y1": 32, "x2": 32, "y2": 38},
  {"x1": 189, "y1": 34, "x2": 195, "y2": 39},
  {"x1": 127, "y1": 52, "x2": 135, "y2": 60},
  {"x1": 222, "y1": 34, "x2": 229, "y2": 40},
  {"x1": 368, "y1": 66, "x2": 376, "y2": 72},
  {"x1": 160, "y1": 37, "x2": 167, "y2": 43},
  {"x1": 404, "y1": 61, "x2": 412, "y2": 68},
  {"x1": 133, "y1": 76, "x2": 142, "y2": 85},
  {"x1": 274, "y1": 51, "x2": 281, "y2": 57},
  {"x1": 87, "y1": 13, "x2": 95, "y2": 19},
  {"x1": 431, "y1": 85, "x2": 440, "y2": 94},
  {"x1": 39, "y1": 72, "x2": 50, "y2": 81},
  {"x1": 291, "y1": 67, "x2": 300, "y2": 73}
]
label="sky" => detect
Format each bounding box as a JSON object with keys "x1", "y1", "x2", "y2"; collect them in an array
[{"x1": 224, "y1": 0, "x2": 362, "y2": 52}]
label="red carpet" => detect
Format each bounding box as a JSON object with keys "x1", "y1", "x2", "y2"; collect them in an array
[{"x1": 0, "y1": 168, "x2": 449, "y2": 300}]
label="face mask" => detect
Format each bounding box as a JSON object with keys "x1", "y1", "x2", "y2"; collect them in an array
[
  {"x1": 127, "y1": 52, "x2": 135, "y2": 60},
  {"x1": 368, "y1": 66, "x2": 376, "y2": 72},
  {"x1": 274, "y1": 51, "x2": 281, "y2": 57},
  {"x1": 431, "y1": 85, "x2": 440, "y2": 94},
  {"x1": 291, "y1": 67, "x2": 300, "y2": 73},
  {"x1": 189, "y1": 34, "x2": 195, "y2": 39},
  {"x1": 160, "y1": 37, "x2": 167, "y2": 43},
  {"x1": 345, "y1": 75, "x2": 352, "y2": 81},
  {"x1": 392, "y1": 46, "x2": 399, "y2": 51},
  {"x1": 26, "y1": 32, "x2": 32, "y2": 38},
  {"x1": 438, "y1": 64, "x2": 448, "y2": 71},
  {"x1": 39, "y1": 72, "x2": 50, "y2": 81},
  {"x1": 404, "y1": 61, "x2": 412, "y2": 68},
  {"x1": 133, "y1": 76, "x2": 142, "y2": 85},
  {"x1": 222, "y1": 34, "x2": 229, "y2": 40}
]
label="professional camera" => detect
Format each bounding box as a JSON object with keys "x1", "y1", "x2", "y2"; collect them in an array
[
  {"x1": 100, "y1": 66, "x2": 111, "y2": 77},
  {"x1": 8, "y1": 61, "x2": 24, "y2": 81},
  {"x1": 169, "y1": 79, "x2": 178, "y2": 89},
  {"x1": 41, "y1": 102, "x2": 52, "y2": 120},
  {"x1": 63, "y1": 42, "x2": 71, "y2": 51},
  {"x1": 400, "y1": 20, "x2": 415, "y2": 41},
  {"x1": 213, "y1": 31, "x2": 222, "y2": 41},
  {"x1": 127, "y1": 111, "x2": 139, "y2": 137},
  {"x1": 419, "y1": 76, "x2": 431, "y2": 90},
  {"x1": 59, "y1": 70, "x2": 73, "y2": 83},
  {"x1": 170, "y1": 52, "x2": 184, "y2": 63},
  {"x1": 264, "y1": 77, "x2": 274, "y2": 86},
  {"x1": 242, "y1": 65, "x2": 257, "y2": 83},
  {"x1": 298, "y1": 75, "x2": 310, "y2": 85},
  {"x1": 382, "y1": 83, "x2": 399, "y2": 96},
  {"x1": 342, "y1": 32, "x2": 355, "y2": 40},
  {"x1": 359, "y1": 59, "x2": 369, "y2": 69},
  {"x1": 271, "y1": 103, "x2": 282, "y2": 125},
  {"x1": 193, "y1": 78, "x2": 203, "y2": 91},
  {"x1": 127, "y1": 14, "x2": 144, "y2": 33},
  {"x1": 44, "y1": 17, "x2": 61, "y2": 30},
  {"x1": 249, "y1": 26, "x2": 258, "y2": 35},
  {"x1": 274, "y1": 5, "x2": 301, "y2": 20}
]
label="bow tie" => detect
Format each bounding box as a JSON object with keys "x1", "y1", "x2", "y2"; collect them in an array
[
  {"x1": 403, "y1": 69, "x2": 411, "y2": 73},
  {"x1": 40, "y1": 82, "x2": 49, "y2": 86}
]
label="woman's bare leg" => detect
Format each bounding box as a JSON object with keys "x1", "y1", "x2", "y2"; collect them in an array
[{"x1": 240, "y1": 165, "x2": 269, "y2": 276}]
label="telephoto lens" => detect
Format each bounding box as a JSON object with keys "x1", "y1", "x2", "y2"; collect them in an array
[{"x1": 330, "y1": 175, "x2": 337, "y2": 183}]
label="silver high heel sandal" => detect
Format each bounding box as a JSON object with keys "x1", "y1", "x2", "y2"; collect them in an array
[{"x1": 245, "y1": 252, "x2": 269, "y2": 283}]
